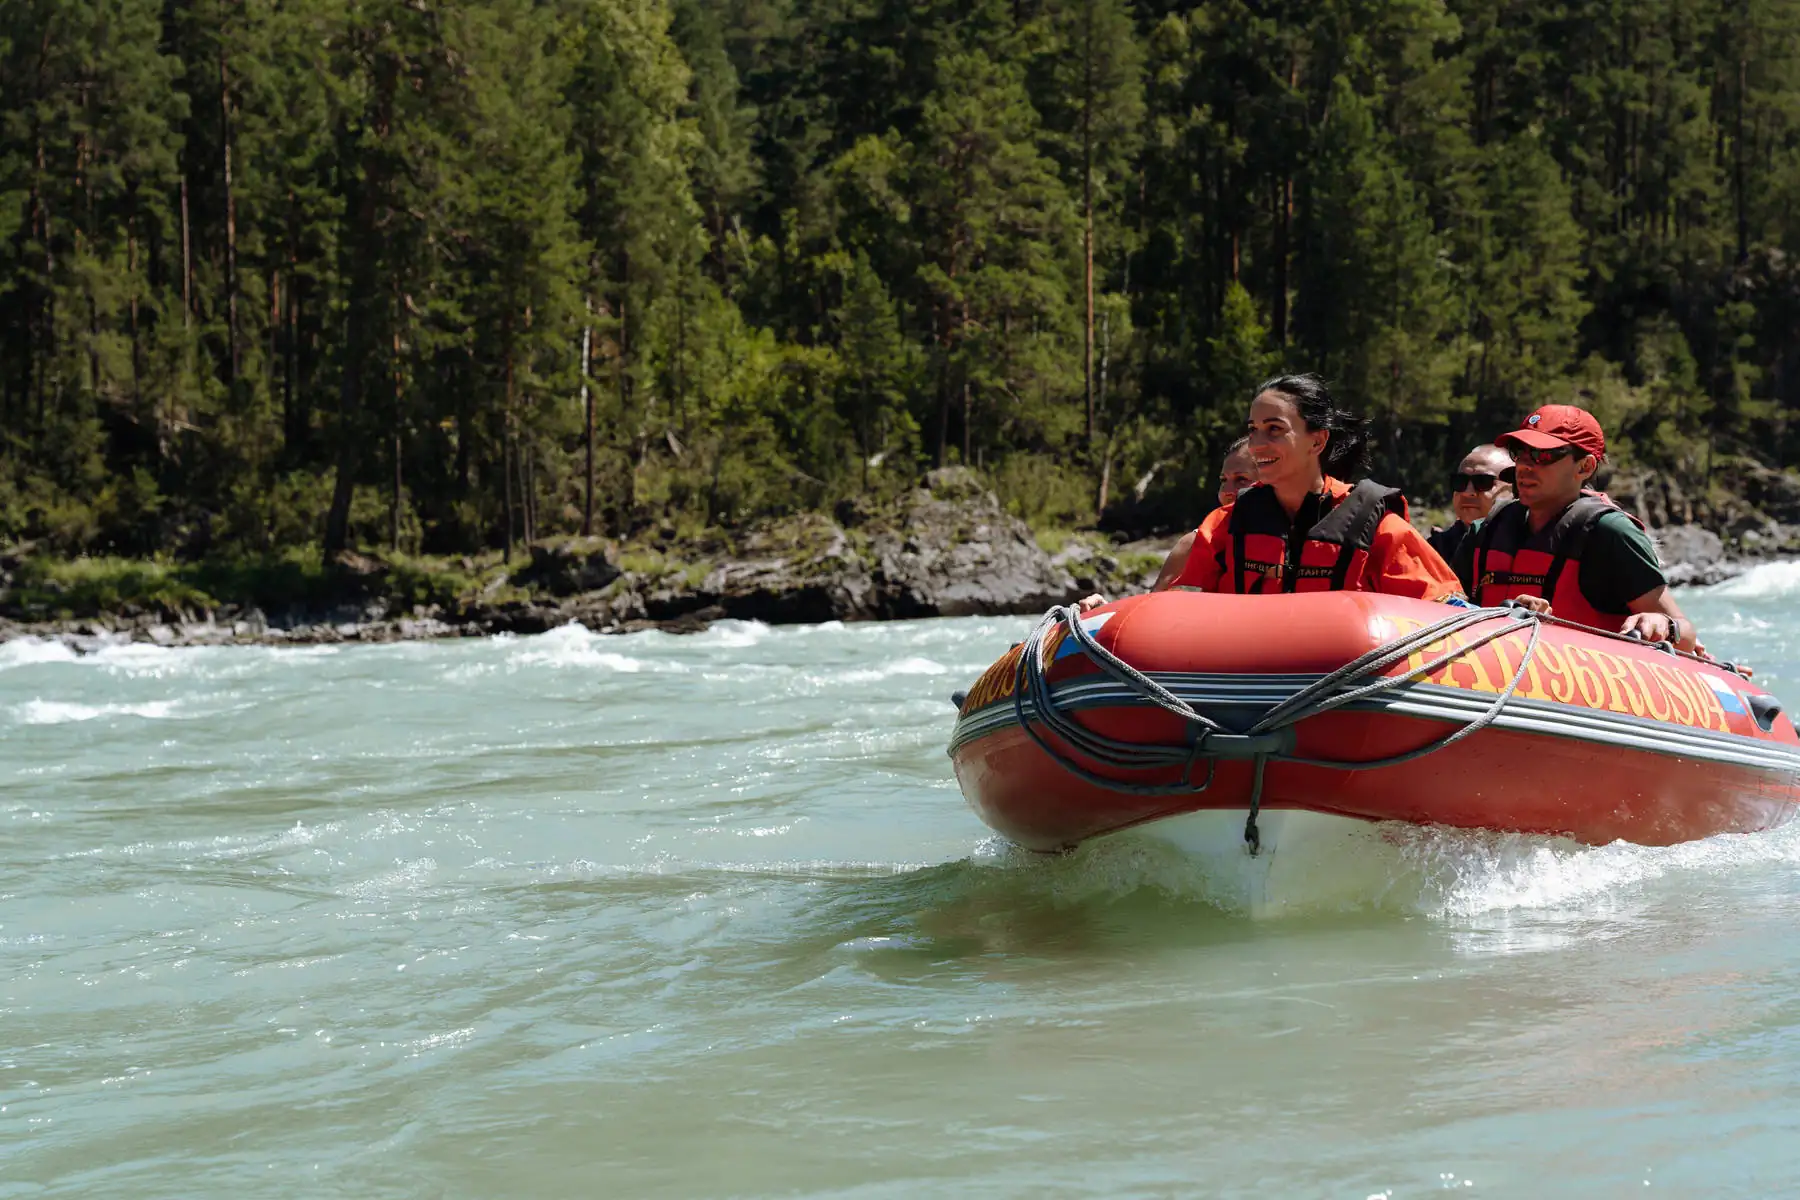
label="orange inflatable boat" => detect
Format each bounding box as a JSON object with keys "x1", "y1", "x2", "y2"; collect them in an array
[{"x1": 949, "y1": 592, "x2": 1800, "y2": 856}]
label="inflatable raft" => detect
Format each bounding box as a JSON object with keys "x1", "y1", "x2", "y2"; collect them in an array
[{"x1": 949, "y1": 592, "x2": 1800, "y2": 856}]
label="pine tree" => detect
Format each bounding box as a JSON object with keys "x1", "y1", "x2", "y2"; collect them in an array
[{"x1": 909, "y1": 49, "x2": 1078, "y2": 469}]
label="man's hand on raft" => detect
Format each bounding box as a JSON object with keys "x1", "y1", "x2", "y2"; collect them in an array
[
  {"x1": 1076, "y1": 594, "x2": 1106, "y2": 614},
  {"x1": 1622, "y1": 612, "x2": 1679, "y2": 645},
  {"x1": 1510, "y1": 597, "x2": 1689, "y2": 652}
]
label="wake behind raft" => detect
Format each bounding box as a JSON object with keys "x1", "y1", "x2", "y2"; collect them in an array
[{"x1": 948, "y1": 592, "x2": 1800, "y2": 855}]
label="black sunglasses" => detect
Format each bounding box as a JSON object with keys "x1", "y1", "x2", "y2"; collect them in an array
[
  {"x1": 1451, "y1": 472, "x2": 1502, "y2": 493},
  {"x1": 1511, "y1": 445, "x2": 1586, "y2": 468}
]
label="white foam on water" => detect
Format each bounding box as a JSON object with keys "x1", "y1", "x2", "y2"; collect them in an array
[
  {"x1": 0, "y1": 638, "x2": 79, "y2": 670},
  {"x1": 830, "y1": 656, "x2": 951, "y2": 684},
  {"x1": 13, "y1": 699, "x2": 185, "y2": 726},
  {"x1": 1398, "y1": 820, "x2": 1800, "y2": 918},
  {"x1": 966, "y1": 818, "x2": 1800, "y2": 920},
  {"x1": 698, "y1": 619, "x2": 772, "y2": 648},
  {"x1": 1704, "y1": 611, "x2": 1773, "y2": 635},
  {"x1": 1707, "y1": 560, "x2": 1800, "y2": 600},
  {"x1": 504, "y1": 623, "x2": 676, "y2": 674}
]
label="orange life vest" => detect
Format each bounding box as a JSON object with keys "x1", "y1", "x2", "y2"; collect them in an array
[
  {"x1": 1226, "y1": 479, "x2": 1408, "y2": 594},
  {"x1": 1470, "y1": 495, "x2": 1645, "y2": 631}
]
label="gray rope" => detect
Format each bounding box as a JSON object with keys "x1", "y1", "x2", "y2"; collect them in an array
[{"x1": 1012, "y1": 601, "x2": 1547, "y2": 853}]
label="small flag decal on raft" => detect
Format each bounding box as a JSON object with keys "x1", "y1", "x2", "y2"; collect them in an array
[
  {"x1": 1702, "y1": 672, "x2": 1748, "y2": 715},
  {"x1": 1054, "y1": 611, "x2": 1115, "y2": 660}
]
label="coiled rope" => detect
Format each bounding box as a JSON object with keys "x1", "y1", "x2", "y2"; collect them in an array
[{"x1": 1012, "y1": 601, "x2": 1545, "y2": 853}]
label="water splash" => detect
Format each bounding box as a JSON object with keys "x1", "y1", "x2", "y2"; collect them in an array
[
  {"x1": 941, "y1": 818, "x2": 1800, "y2": 921},
  {"x1": 12, "y1": 698, "x2": 186, "y2": 725},
  {"x1": 1707, "y1": 560, "x2": 1800, "y2": 600}
]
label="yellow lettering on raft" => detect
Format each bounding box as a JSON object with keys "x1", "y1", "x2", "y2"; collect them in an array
[
  {"x1": 1646, "y1": 661, "x2": 1697, "y2": 727},
  {"x1": 1560, "y1": 645, "x2": 1608, "y2": 709},
  {"x1": 961, "y1": 646, "x2": 1023, "y2": 712},
  {"x1": 1684, "y1": 669, "x2": 1732, "y2": 733},
  {"x1": 1582, "y1": 646, "x2": 1644, "y2": 717},
  {"x1": 1390, "y1": 620, "x2": 1725, "y2": 732},
  {"x1": 1452, "y1": 630, "x2": 1501, "y2": 694},
  {"x1": 1624, "y1": 658, "x2": 1672, "y2": 723},
  {"x1": 1535, "y1": 643, "x2": 1578, "y2": 705},
  {"x1": 1490, "y1": 630, "x2": 1552, "y2": 702}
]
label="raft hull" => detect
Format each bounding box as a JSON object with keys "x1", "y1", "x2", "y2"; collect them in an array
[{"x1": 950, "y1": 592, "x2": 1800, "y2": 852}]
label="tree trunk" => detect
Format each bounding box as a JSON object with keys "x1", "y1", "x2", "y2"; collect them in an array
[
  {"x1": 180, "y1": 177, "x2": 193, "y2": 329},
  {"x1": 1082, "y1": 5, "x2": 1096, "y2": 447},
  {"x1": 1095, "y1": 438, "x2": 1113, "y2": 520},
  {"x1": 389, "y1": 314, "x2": 405, "y2": 551},
  {"x1": 936, "y1": 363, "x2": 951, "y2": 467},
  {"x1": 502, "y1": 344, "x2": 516, "y2": 562},
  {"x1": 323, "y1": 343, "x2": 360, "y2": 559},
  {"x1": 962, "y1": 379, "x2": 972, "y2": 466},
  {"x1": 390, "y1": 428, "x2": 402, "y2": 553},
  {"x1": 524, "y1": 441, "x2": 537, "y2": 545},
  {"x1": 219, "y1": 14, "x2": 240, "y2": 389},
  {"x1": 128, "y1": 218, "x2": 142, "y2": 413},
  {"x1": 580, "y1": 315, "x2": 594, "y2": 535},
  {"x1": 1735, "y1": 55, "x2": 1748, "y2": 263},
  {"x1": 1274, "y1": 175, "x2": 1291, "y2": 345}
]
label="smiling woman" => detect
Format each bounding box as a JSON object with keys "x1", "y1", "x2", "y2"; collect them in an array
[{"x1": 1126, "y1": 375, "x2": 1463, "y2": 602}]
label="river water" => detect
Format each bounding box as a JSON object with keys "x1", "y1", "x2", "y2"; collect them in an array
[{"x1": 5, "y1": 566, "x2": 1800, "y2": 1197}]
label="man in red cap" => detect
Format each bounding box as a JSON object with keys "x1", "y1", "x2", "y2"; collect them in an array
[{"x1": 1449, "y1": 405, "x2": 1697, "y2": 650}]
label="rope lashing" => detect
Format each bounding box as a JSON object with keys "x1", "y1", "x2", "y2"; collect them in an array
[{"x1": 1011, "y1": 601, "x2": 1545, "y2": 854}]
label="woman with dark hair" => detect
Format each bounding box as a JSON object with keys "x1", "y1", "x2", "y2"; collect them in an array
[{"x1": 1132, "y1": 374, "x2": 1462, "y2": 601}]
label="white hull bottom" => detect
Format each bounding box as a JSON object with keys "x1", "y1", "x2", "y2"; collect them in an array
[{"x1": 1117, "y1": 808, "x2": 1416, "y2": 917}]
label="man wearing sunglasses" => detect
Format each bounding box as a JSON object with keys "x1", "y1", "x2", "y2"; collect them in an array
[
  {"x1": 1448, "y1": 405, "x2": 1697, "y2": 651},
  {"x1": 1428, "y1": 444, "x2": 1513, "y2": 563}
]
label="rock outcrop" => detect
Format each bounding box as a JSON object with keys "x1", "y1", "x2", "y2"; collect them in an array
[
  {"x1": 7, "y1": 463, "x2": 1785, "y2": 651},
  {"x1": 1, "y1": 470, "x2": 1116, "y2": 647},
  {"x1": 864, "y1": 468, "x2": 1077, "y2": 618},
  {"x1": 1653, "y1": 525, "x2": 1737, "y2": 587}
]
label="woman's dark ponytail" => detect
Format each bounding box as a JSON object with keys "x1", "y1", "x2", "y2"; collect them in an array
[{"x1": 1253, "y1": 373, "x2": 1368, "y2": 478}]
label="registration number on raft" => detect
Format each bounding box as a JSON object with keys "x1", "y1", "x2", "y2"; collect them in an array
[
  {"x1": 956, "y1": 619, "x2": 1743, "y2": 736},
  {"x1": 1377, "y1": 616, "x2": 1737, "y2": 733}
]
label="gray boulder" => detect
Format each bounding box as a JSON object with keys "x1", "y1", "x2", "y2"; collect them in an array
[
  {"x1": 696, "y1": 513, "x2": 874, "y2": 623},
  {"x1": 1654, "y1": 524, "x2": 1738, "y2": 587},
  {"x1": 868, "y1": 468, "x2": 1076, "y2": 617}
]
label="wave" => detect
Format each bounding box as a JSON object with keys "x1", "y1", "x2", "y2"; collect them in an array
[
  {"x1": 13, "y1": 698, "x2": 185, "y2": 725},
  {"x1": 1707, "y1": 559, "x2": 1800, "y2": 600},
  {"x1": 942, "y1": 819, "x2": 1800, "y2": 921},
  {"x1": 830, "y1": 656, "x2": 951, "y2": 684},
  {"x1": 504, "y1": 623, "x2": 680, "y2": 673},
  {"x1": 0, "y1": 637, "x2": 79, "y2": 671},
  {"x1": 695, "y1": 619, "x2": 772, "y2": 648}
]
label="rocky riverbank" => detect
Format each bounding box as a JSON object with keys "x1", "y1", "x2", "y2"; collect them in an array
[
  {"x1": 1, "y1": 465, "x2": 1790, "y2": 651},
  {"x1": 0, "y1": 469, "x2": 1169, "y2": 650}
]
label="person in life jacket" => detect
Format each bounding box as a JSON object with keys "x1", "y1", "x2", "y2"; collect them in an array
[
  {"x1": 1216, "y1": 436, "x2": 1258, "y2": 507},
  {"x1": 1428, "y1": 443, "x2": 1513, "y2": 564},
  {"x1": 1124, "y1": 374, "x2": 1462, "y2": 602},
  {"x1": 1449, "y1": 405, "x2": 1698, "y2": 650}
]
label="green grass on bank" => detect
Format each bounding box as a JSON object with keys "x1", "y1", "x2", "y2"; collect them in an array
[{"x1": 0, "y1": 549, "x2": 512, "y2": 622}]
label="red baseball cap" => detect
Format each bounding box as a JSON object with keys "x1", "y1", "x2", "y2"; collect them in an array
[{"x1": 1497, "y1": 405, "x2": 1606, "y2": 459}]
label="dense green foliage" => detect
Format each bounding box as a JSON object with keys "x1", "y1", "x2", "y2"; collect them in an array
[{"x1": 5, "y1": 0, "x2": 1800, "y2": 558}]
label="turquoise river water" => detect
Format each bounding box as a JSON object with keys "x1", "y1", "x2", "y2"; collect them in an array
[{"x1": 6, "y1": 566, "x2": 1800, "y2": 1197}]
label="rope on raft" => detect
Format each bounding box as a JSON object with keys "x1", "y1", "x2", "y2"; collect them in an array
[{"x1": 1012, "y1": 601, "x2": 1546, "y2": 855}]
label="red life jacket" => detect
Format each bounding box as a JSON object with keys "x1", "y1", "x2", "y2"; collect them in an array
[
  {"x1": 1470, "y1": 495, "x2": 1646, "y2": 631},
  {"x1": 1223, "y1": 479, "x2": 1408, "y2": 594}
]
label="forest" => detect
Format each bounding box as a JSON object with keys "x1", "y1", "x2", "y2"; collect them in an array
[{"x1": 5, "y1": 0, "x2": 1800, "y2": 565}]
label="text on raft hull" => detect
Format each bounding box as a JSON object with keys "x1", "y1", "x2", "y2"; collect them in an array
[{"x1": 948, "y1": 592, "x2": 1800, "y2": 854}]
